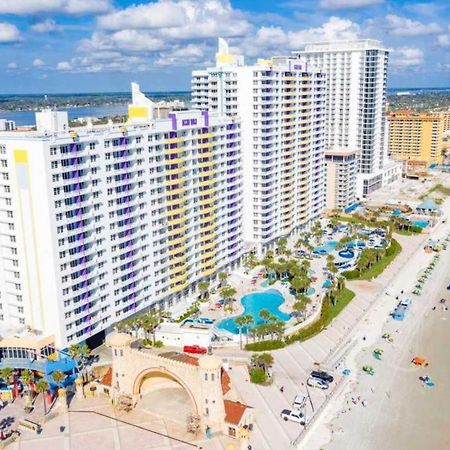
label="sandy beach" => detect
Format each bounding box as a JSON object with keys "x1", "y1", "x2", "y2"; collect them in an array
[{"x1": 300, "y1": 199, "x2": 450, "y2": 450}]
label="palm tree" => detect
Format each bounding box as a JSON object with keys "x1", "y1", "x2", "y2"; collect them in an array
[
  {"x1": 51, "y1": 370, "x2": 66, "y2": 388},
  {"x1": 69, "y1": 344, "x2": 90, "y2": 380},
  {"x1": 198, "y1": 280, "x2": 210, "y2": 299},
  {"x1": 20, "y1": 369, "x2": 34, "y2": 396},
  {"x1": 140, "y1": 311, "x2": 160, "y2": 344},
  {"x1": 218, "y1": 272, "x2": 228, "y2": 287},
  {"x1": 220, "y1": 285, "x2": 237, "y2": 307},
  {"x1": 234, "y1": 316, "x2": 248, "y2": 350},
  {"x1": 0, "y1": 367, "x2": 13, "y2": 384},
  {"x1": 251, "y1": 353, "x2": 274, "y2": 374},
  {"x1": 241, "y1": 315, "x2": 254, "y2": 346},
  {"x1": 259, "y1": 309, "x2": 271, "y2": 324},
  {"x1": 35, "y1": 379, "x2": 49, "y2": 415}
]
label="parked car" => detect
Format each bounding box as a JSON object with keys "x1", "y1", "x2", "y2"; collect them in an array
[
  {"x1": 310, "y1": 370, "x2": 334, "y2": 383},
  {"x1": 293, "y1": 394, "x2": 307, "y2": 409},
  {"x1": 183, "y1": 345, "x2": 207, "y2": 354},
  {"x1": 280, "y1": 409, "x2": 305, "y2": 425},
  {"x1": 307, "y1": 377, "x2": 329, "y2": 390}
]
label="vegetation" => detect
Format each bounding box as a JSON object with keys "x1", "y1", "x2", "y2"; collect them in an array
[
  {"x1": 198, "y1": 280, "x2": 210, "y2": 300},
  {"x1": 419, "y1": 183, "x2": 450, "y2": 200},
  {"x1": 220, "y1": 285, "x2": 237, "y2": 307},
  {"x1": 20, "y1": 369, "x2": 34, "y2": 396},
  {"x1": 249, "y1": 352, "x2": 274, "y2": 383},
  {"x1": 342, "y1": 239, "x2": 402, "y2": 281},
  {"x1": 249, "y1": 367, "x2": 267, "y2": 384},
  {"x1": 51, "y1": 370, "x2": 66, "y2": 387},
  {"x1": 35, "y1": 379, "x2": 50, "y2": 415},
  {"x1": 68, "y1": 343, "x2": 91, "y2": 380},
  {"x1": 234, "y1": 314, "x2": 254, "y2": 349},
  {"x1": 286, "y1": 288, "x2": 355, "y2": 343},
  {"x1": 245, "y1": 340, "x2": 285, "y2": 351},
  {"x1": 0, "y1": 367, "x2": 13, "y2": 384},
  {"x1": 175, "y1": 302, "x2": 200, "y2": 322}
]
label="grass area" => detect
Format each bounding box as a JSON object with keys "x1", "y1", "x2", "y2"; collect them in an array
[
  {"x1": 342, "y1": 239, "x2": 402, "y2": 281},
  {"x1": 249, "y1": 367, "x2": 268, "y2": 384},
  {"x1": 285, "y1": 287, "x2": 355, "y2": 343},
  {"x1": 245, "y1": 340, "x2": 285, "y2": 351},
  {"x1": 337, "y1": 215, "x2": 421, "y2": 235},
  {"x1": 394, "y1": 226, "x2": 422, "y2": 236}
]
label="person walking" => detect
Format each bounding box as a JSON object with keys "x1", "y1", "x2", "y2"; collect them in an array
[{"x1": 280, "y1": 386, "x2": 284, "y2": 393}]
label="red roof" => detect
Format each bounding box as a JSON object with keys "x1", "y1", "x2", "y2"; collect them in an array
[
  {"x1": 224, "y1": 400, "x2": 249, "y2": 425},
  {"x1": 100, "y1": 368, "x2": 112, "y2": 386},
  {"x1": 159, "y1": 352, "x2": 199, "y2": 366}
]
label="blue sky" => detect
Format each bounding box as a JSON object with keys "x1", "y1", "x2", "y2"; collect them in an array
[{"x1": 0, "y1": 0, "x2": 449, "y2": 93}]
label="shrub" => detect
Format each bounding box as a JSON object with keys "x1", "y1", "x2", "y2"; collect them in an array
[
  {"x1": 249, "y1": 367, "x2": 267, "y2": 384},
  {"x1": 142, "y1": 338, "x2": 152, "y2": 346},
  {"x1": 176, "y1": 303, "x2": 200, "y2": 323},
  {"x1": 245, "y1": 339, "x2": 285, "y2": 351},
  {"x1": 154, "y1": 340, "x2": 163, "y2": 348}
]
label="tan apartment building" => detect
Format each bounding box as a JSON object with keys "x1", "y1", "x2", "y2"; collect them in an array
[{"x1": 388, "y1": 111, "x2": 445, "y2": 166}]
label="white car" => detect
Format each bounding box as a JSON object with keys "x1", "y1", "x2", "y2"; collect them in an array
[
  {"x1": 280, "y1": 409, "x2": 306, "y2": 425},
  {"x1": 293, "y1": 394, "x2": 307, "y2": 409},
  {"x1": 307, "y1": 376, "x2": 329, "y2": 390}
]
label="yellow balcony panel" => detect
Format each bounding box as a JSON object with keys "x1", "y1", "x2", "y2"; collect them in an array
[
  {"x1": 167, "y1": 204, "x2": 187, "y2": 216},
  {"x1": 200, "y1": 206, "x2": 216, "y2": 214},
  {"x1": 169, "y1": 235, "x2": 187, "y2": 247},
  {"x1": 200, "y1": 232, "x2": 216, "y2": 242},
  {"x1": 283, "y1": 76, "x2": 295, "y2": 81},
  {"x1": 168, "y1": 243, "x2": 188, "y2": 255},
  {"x1": 168, "y1": 215, "x2": 188, "y2": 226},
  {"x1": 200, "y1": 222, "x2": 216, "y2": 232},
  {"x1": 164, "y1": 137, "x2": 184, "y2": 145},
  {"x1": 201, "y1": 240, "x2": 216, "y2": 251},
  {"x1": 199, "y1": 160, "x2": 214, "y2": 169},
  {"x1": 165, "y1": 146, "x2": 185, "y2": 155},
  {"x1": 170, "y1": 263, "x2": 188, "y2": 275},
  {"x1": 200, "y1": 187, "x2": 216, "y2": 197},
  {"x1": 166, "y1": 167, "x2": 185, "y2": 176},
  {"x1": 201, "y1": 266, "x2": 216, "y2": 277},
  {"x1": 166, "y1": 196, "x2": 186, "y2": 207},
  {"x1": 199, "y1": 169, "x2": 214, "y2": 178},
  {"x1": 199, "y1": 132, "x2": 214, "y2": 139},
  {"x1": 168, "y1": 224, "x2": 188, "y2": 236},
  {"x1": 171, "y1": 280, "x2": 190, "y2": 294},
  {"x1": 201, "y1": 248, "x2": 218, "y2": 260},
  {"x1": 199, "y1": 178, "x2": 215, "y2": 188},
  {"x1": 198, "y1": 142, "x2": 214, "y2": 149},
  {"x1": 201, "y1": 258, "x2": 216, "y2": 268},
  {"x1": 169, "y1": 254, "x2": 188, "y2": 266},
  {"x1": 165, "y1": 178, "x2": 184, "y2": 188},
  {"x1": 199, "y1": 196, "x2": 215, "y2": 206},
  {"x1": 165, "y1": 156, "x2": 184, "y2": 165},
  {"x1": 200, "y1": 215, "x2": 216, "y2": 225},
  {"x1": 198, "y1": 151, "x2": 214, "y2": 158}
]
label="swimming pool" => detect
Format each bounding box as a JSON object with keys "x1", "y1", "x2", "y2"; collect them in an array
[
  {"x1": 412, "y1": 220, "x2": 429, "y2": 228},
  {"x1": 347, "y1": 240, "x2": 366, "y2": 249},
  {"x1": 338, "y1": 249, "x2": 355, "y2": 259},
  {"x1": 322, "y1": 279, "x2": 332, "y2": 288},
  {"x1": 216, "y1": 289, "x2": 290, "y2": 335},
  {"x1": 313, "y1": 240, "x2": 337, "y2": 255}
]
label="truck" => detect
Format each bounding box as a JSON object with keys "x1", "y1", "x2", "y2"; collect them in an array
[
  {"x1": 280, "y1": 409, "x2": 306, "y2": 425},
  {"x1": 183, "y1": 345, "x2": 207, "y2": 354}
]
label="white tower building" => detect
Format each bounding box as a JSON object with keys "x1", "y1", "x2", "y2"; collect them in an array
[
  {"x1": 0, "y1": 85, "x2": 243, "y2": 348},
  {"x1": 295, "y1": 40, "x2": 401, "y2": 198},
  {"x1": 192, "y1": 39, "x2": 326, "y2": 254}
]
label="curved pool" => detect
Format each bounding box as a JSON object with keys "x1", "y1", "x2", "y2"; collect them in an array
[
  {"x1": 313, "y1": 240, "x2": 337, "y2": 255},
  {"x1": 216, "y1": 289, "x2": 290, "y2": 335},
  {"x1": 338, "y1": 249, "x2": 355, "y2": 259}
]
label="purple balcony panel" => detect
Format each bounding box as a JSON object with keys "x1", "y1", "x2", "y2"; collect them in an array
[
  {"x1": 169, "y1": 113, "x2": 178, "y2": 131},
  {"x1": 202, "y1": 111, "x2": 209, "y2": 128}
]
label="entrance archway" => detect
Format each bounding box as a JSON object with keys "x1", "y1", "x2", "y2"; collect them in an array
[{"x1": 133, "y1": 368, "x2": 198, "y2": 423}]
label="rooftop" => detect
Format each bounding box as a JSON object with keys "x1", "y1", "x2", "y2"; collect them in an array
[
  {"x1": 158, "y1": 351, "x2": 199, "y2": 367},
  {"x1": 224, "y1": 400, "x2": 251, "y2": 425}
]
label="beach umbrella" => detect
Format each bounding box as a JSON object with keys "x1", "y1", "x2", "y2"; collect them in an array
[
  {"x1": 382, "y1": 333, "x2": 390, "y2": 339},
  {"x1": 373, "y1": 348, "x2": 383, "y2": 354}
]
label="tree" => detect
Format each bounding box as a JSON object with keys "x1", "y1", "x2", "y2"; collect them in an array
[
  {"x1": 69, "y1": 344, "x2": 90, "y2": 380},
  {"x1": 0, "y1": 367, "x2": 13, "y2": 384},
  {"x1": 35, "y1": 379, "x2": 49, "y2": 415},
  {"x1": 140, "y1": 310, "x2": 160, "y2": 344},
  {"x1": 51, "y1": 370, "x2": 66, "y2": 388},
  {"x1": 220, "y1": 285, "x2": 237, "y2": 307},
  {"x1": 234, "y1": 316, "x2": 248, "y2": 350},
  {"x1": 20, "y1": 369, "x2": 34, "y2": 396},
  {"x1": 198, "y1": 280, "x2": 210, "y2": 299},
  {"x1": 277, "y1": 237, "x2": 288, "y2": 255},
  {"x1": 218, "y1": 272, "x2": 228, "y2": 287},
  {"x1": 259, "y1": 309, "x2": 271, "y2": 324},
  {"x1": 251, "y1": 353, "x2": 274, "y2": 374},
  {"x1": 241, "y1": 315, "x2": 254, "y2": 346}
]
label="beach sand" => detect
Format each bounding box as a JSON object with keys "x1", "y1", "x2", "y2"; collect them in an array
[{"x1": 316, "y1": 223, "x2": 450, "y2": 450}]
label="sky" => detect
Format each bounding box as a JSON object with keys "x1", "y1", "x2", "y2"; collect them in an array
[{"x1": 0, "y1": 0, "x2": 449, "y2": 94}]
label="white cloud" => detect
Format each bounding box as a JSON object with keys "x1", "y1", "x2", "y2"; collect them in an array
[
  {"x1": 30, "y1": 19, "x2": 62, "y2": 33},
  {"x1": 155, "y1": 43, "x2": 208, "y2": 66},
  {"x1": 320, "y1": 0, "x2": 382, "y2": 10},
  {"x1": 437, "y1": 34, "x2": 450, "y2": 47},
  {"x1": 32, "y1": 58, "x2": 45, "y2": 67},
  {"x1": 97, "y1": 0, "x2": 250, "y2": 39},
  {"x1": 0, "y1": 22, "x2": 22, "y2": 42},
  {"x1": 0, "y1": 0, "x2": 111, "y2": 15},
  {"x1": 391, "y1": 47, "x2": 424, "y2": 67},
  {"x1": 385, "y1": 14, "x2": 441, "y2": 36},
  {"x1": 240, "y1": 17, "x2": 360, "y2": 56},
  {"x1": 7, "y1": 62, "x2": 17, "y2": 69},
  {"x1": 56, "y1": 61, "x2": 72, "y2": 71}
]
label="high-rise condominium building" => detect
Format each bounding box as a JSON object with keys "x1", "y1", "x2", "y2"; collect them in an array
[
  {"x1": 192, "y1": 39, "x2": 326, "y2": 254},
  {"x1": 324, "y1": 148, "x2": 359, "y2": 211},
  {"x1": 295, "y1": 39, "x2": 401, "y2": 198},
  {"x1": 388, "y1": 111, "x2": 445, "y2": 166},
  {"x1": 0, "y1": 84, "x2": 243, "y2": 348}
]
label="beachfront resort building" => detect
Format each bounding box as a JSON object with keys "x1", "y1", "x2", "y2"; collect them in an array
[
  {"x1": 0, "y1": 84, "x2": 243, "y2": 348},
  {"x1": 324, "y1": 148, "x2": 359, "y2": 210},
  {"x1": 192, "y1": 38, "x2": 327, "y2": 254},
  {"x1": 294, "y1": 39, "x2": 402, "y2": 198},
  {"x1": 388, "y1": 111, "x2": 445, "y2": 166}
]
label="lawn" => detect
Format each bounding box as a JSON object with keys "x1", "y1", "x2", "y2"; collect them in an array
[
  {"x1": 286, "y1": 287, "x2": 355, "y2": 343},
  {"x1": 342, "y1": 239, "x2": 402, "y2": 281}
]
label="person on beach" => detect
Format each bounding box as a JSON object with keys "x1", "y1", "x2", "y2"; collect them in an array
[{"x1": 280, "y1": 386, "x2": 284, "y2": 393}]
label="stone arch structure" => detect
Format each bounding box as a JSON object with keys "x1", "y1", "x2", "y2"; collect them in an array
[
  {"x1": 109, "y1": 333, "x2": 226, "y2": 433},
  {"x1": 132, "y1": 366, "x2": 199, "y2": 415}
]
